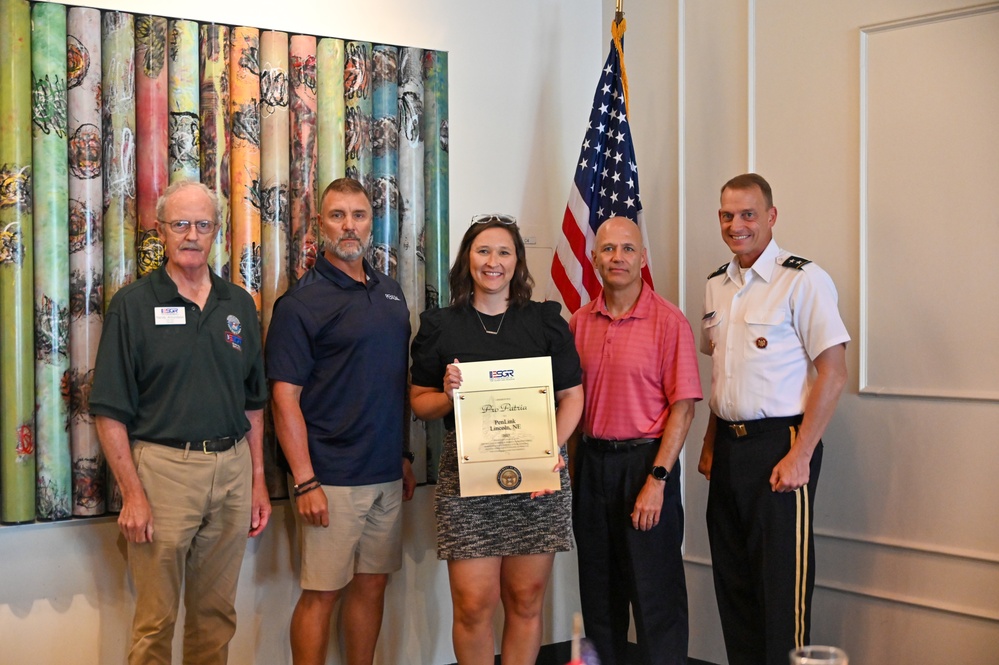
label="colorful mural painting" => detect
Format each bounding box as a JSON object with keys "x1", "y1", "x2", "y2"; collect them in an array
[
  {"x1": 1, "y1": 0, "x2": 38, "y2": 524},
  {"x1": 32, "y1": 1, "x2": 73, "y2": 520},
  {"x1": 67, "y1": 5, "x2": 106, "y2": 516},
  {"x1": 0, "y1": 2, "x2": 448, "y2": 524}
]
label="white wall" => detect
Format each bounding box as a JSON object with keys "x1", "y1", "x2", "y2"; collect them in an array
[
  {"x1": 610, "y1": 0, "x2": 999, "y2": 663},
  {"x1": 0, "y1": 0, "x2": 602, "y2": 663}
]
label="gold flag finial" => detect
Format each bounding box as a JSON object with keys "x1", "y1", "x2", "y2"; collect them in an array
[{"x1": 611, "y1": 11, "x2": 629, "y2": 116}]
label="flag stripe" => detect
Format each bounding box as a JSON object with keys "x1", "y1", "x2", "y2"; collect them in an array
[{"x1": 548, "y1": 30, "x2": 653, "y2": 313}]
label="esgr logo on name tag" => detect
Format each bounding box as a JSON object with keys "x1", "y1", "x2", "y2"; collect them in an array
[{"x1": 489, "y1": 369, "x2": 515, "y2": 381}]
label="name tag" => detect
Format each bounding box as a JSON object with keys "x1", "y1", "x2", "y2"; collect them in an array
[{"x1": 154, "y1": 306, "x2": 187, "y2": 325}]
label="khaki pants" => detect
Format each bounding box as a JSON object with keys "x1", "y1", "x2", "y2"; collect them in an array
[{"x1": 127, "y1": 439, "x2": 251, "y2": 665}]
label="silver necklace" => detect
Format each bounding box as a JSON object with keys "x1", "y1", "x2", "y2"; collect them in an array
[{"x1": 474, "y1": 308, "x2": 507, "y2": 335}]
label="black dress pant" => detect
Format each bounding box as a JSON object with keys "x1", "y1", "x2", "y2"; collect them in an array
[
  {"x1": 573, "y1": 440, "x2": 688, "y2": 665},
  {"x1": 707, "y1": 422, "x2": 822, "y2": 665}
]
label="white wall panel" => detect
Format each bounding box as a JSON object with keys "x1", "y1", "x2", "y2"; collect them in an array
[{"x1": 861, "y1": 5, "x2": 999, "y2": 401}]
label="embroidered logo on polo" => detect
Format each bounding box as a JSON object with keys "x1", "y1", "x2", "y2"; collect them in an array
[
  {"x1": 225, "y1": 314, "x2": 243, "y2": 351},
  {"x1": 384, "y1": 293, "x2": 401, "y2": 302}
]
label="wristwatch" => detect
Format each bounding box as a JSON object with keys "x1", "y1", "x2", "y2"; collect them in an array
[
  {"x1": 650, "y1": 465, "x2": 669, "y2": 482},
  {"x1": 402, "y1": 450, "x2": 415, "y2": 463}
]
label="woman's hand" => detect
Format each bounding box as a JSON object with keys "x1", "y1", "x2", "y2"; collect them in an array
[
  {"x1": 529, "y1": 448, "x2": 566, "y2": 499},
  {"x1": 444, "y1": 358, "x2": 462, "y2": 401}
]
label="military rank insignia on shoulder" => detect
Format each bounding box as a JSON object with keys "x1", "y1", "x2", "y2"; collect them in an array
[
  {"x1": 708, "y1": 263, "x2": 729, "y2": 279},
  {"x1": 780, "y1": 255, "x2": 812, "y2": 270}
]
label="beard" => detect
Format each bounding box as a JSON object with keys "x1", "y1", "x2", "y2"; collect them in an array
[{"x1": 323, "y1": 229, "x2": 370, "y2": 262}]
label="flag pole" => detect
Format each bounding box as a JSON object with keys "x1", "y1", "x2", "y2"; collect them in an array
[{"x1": 615, "y1": 0, "x2": 624, "y2": 26}]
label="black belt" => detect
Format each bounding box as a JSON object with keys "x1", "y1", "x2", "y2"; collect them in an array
[
  {"x1": 148, "y1": 436, "x2": 241, "y2": 454},
  {"x1": 583, "y1": 435, "x2": 659, "y2": 452},
  {"x1": 717, "y1": 415, "x2": 802, "y2": 439}
]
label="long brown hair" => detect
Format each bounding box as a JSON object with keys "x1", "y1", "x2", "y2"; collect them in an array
[{"x1": 449, "y1": 217, "x2": 534, "y2": 309}]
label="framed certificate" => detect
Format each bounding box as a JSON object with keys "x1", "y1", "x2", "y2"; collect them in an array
[{"x1": 453, "y1": 356, "x2": 560, "y2": 497}]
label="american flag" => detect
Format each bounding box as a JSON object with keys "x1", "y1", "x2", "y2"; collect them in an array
[{"x1": 548, "y1": 32, "x2": 653, "y2": 313}]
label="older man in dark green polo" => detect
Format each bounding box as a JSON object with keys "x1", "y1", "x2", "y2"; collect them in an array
[{"x1": 90, "y1": 180, "x2": 270, "y2": 665}]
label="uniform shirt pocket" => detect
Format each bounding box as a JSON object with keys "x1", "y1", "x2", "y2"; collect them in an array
[
  {"x1": 744, "y1": 308, "x2": 794, "y2": 353},
  {"x1": 701, "y1": 311, "x2": 724, "y2": 354}
]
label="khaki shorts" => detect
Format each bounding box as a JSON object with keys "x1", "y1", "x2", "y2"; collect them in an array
[{"x1": 290, "y1": 479, "x2": 403, "y2": 591}]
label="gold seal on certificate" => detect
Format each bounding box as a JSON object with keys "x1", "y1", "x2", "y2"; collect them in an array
[{"x1": 453, "y1": 356, "x2": 560, "y2": 497}]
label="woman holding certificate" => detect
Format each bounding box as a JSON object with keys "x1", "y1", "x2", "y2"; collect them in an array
[{"x1": 411, "y1": 214, "x2": 584, "y2": 665}]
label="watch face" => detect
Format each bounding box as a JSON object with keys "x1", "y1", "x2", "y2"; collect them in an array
[{"x1": 652, "y1": 466, "x2": 668, "y2": 480}]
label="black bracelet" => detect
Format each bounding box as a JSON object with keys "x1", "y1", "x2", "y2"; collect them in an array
[
  {"x1": 293, "y1": 475, "x2": 318, "y2": 491},
  {"x1": 293, "y1": 481, "x2": 321, "y2": 497}
]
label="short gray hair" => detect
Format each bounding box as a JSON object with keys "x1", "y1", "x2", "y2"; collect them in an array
[{"x1": 155, "y1": 180, "x2": 221, "y2": 224}]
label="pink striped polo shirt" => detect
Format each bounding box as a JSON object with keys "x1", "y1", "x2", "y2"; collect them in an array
[{"x1": 570, "y1": 284, "x2": 702, "y2": 440}]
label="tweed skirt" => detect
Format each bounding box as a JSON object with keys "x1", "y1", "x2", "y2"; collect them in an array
[{"x1": 434, "y1": 430, "x2": 573, "y2": 560}]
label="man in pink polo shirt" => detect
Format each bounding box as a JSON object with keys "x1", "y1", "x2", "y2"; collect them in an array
[{"x1": 569, "y1": 217, "x2": 702, "y2": 665}]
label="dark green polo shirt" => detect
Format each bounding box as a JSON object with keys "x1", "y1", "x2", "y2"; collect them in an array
[{"x1": 90, "y1": 264, "x2": 267, "y2": 443}]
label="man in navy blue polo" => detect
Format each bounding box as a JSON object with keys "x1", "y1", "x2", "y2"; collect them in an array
[{"x1": 266, "y1": 177, "x2": 414, "y2": 665}]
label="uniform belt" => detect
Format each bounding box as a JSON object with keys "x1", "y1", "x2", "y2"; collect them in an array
[
  {"x1": 148, "y1": 436, "x2": 240, "y2": 454},
  {"x1": 717, "y1": 415, "x2": 802, "y2": 439},
  {"x1": 582, "y1": 435, "x2": 659, "y2": 452}
]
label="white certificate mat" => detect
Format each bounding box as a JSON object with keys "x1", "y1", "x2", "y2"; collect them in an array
[{"x1": 453, "y1": 356, "x2": 560, "y2": 497}]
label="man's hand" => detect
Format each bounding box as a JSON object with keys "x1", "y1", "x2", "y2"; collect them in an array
[
  {"x1": 698, "y1": 414, "x2": 717, "y2": 481},
  {"x1": 630, "y1": 476, "x2": 665, "y2": 531},
  {"x1": 697, "y1": 441, "x2": 713, "y2": 480},
  {"x1": 770, "y1": 444, "x2": 812, "y2": 492},
  {"x1": 297, "y1": 485, "x2": 330, "y2": 527},
  {"x1": 249, "y1": 478, "x2": 272, "y2": 537},
  {"x1": 119, "y1": 493, "x2": 155, "y2": 543},
  {"x1": 402, "y1": 458, "x2": 416, "y2": 501}
]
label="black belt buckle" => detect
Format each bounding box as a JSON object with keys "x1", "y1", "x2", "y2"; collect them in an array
[
  {"x1": 729, "y1": 423, "x2": 748, "y2": 438},
  {"x1": 199, "y1": 436, "x2": 236, "y2": 453}
]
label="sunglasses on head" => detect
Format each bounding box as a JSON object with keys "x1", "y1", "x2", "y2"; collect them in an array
[{"x1": 470, "y1": 214, "x2": 517, "y2": 226}]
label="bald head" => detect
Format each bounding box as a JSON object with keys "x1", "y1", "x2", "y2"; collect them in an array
[
  {"x1": 592, "y1": 216, "x2": 647, "y2": 293},
  {"x1": 595, "y1": 216, "x2": 644, "y2": 249}
]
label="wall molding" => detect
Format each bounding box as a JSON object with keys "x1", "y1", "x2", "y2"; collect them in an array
[
  {"x1": 815, "y1": 527, "x2": 999, "y2": 565},
  {"x1": 858, "y1": 2, "x2": 999, "y2": 401},
  {"x1": 684, "y1": 524, "x2": 999, "y2": 624},
  {"x1": 859, "y1": 1, "x2": 999, "y2": 33},
  {"x1": 677, "y1": 0, "x2": 687, "y2": 314},
  {"x1": 746, "y1": 0, "x2": 756, "y2": 171}
]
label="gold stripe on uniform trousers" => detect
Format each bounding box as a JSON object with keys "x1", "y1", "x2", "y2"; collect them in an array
[{"x1": 790, "y1": 425, "x2": 809, "y2": 649}]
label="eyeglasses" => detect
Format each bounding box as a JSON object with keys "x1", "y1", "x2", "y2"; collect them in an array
[
  {"x1": 161, "y1": 219, "x2": 219, "y2": 235},
  {"x1": 470, "y1": 214, "x2": 517, "y2": 226}
]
